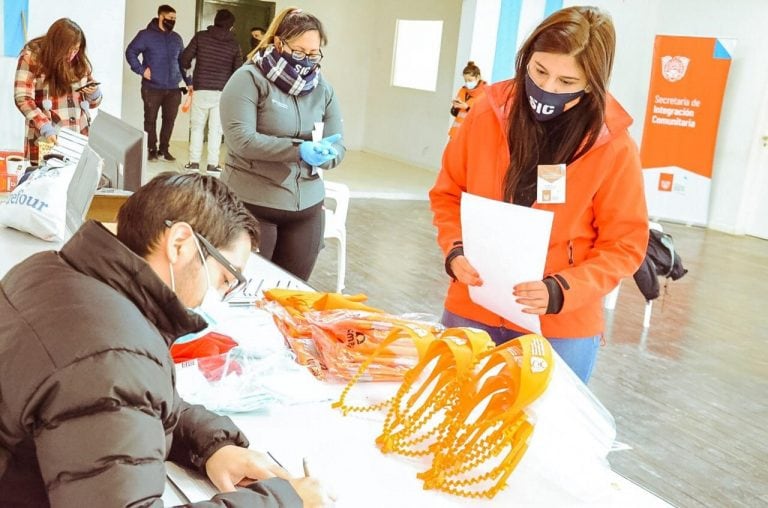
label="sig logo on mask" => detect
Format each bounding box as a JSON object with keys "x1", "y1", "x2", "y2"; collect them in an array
[
  {"x1": 529, "y1": 96, "x2": 556, "y2": 116},
  {"x1": 294, "y1": 63, "x2": 312, "y2": 76},
  {"x1": 524, "y1": 72, "x2": 586, "y2": 122}
]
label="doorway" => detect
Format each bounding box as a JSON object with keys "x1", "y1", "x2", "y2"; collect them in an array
[
  {"x1": 195, "y1": 0, "x2": 275, "y2": 58},
  {"x1": 741, "y1": 91, "x2": 768, "y2": 240}
]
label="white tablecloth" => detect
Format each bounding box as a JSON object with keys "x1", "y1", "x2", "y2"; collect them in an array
[
  {"x1": 0, "y1": 226, "x2": 62, "y2": 278},
  {"x1": 0, "y1": 225, "x2": 670, "y2": 507}
]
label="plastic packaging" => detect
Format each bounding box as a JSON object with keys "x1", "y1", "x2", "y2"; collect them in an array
[
  {"x1": 175, "y1": 348, "x2": 305, "y2": 413},
  {"x1": 338, "y1": 332, "x2": 616, "y2": 501},
  {"x1": 181, "y1": 92, "x2": 193, "y2": 113},
  {"x1": 263, "y1": 289, "x2": 444, "y2": 381}
]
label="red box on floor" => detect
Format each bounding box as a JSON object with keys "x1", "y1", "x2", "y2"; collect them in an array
[{"x1": 0, "y1": 150, "x2": 25, "y2": 192}]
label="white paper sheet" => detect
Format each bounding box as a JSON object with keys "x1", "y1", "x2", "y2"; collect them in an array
[
  {"x1": 460, "y1": 192, "x2": 553, "y2": 335},
  {"x1": 165, "y1": 462, "x2": 217, "y2": 503}
]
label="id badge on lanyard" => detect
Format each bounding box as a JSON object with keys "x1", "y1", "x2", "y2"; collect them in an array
[{"x1": 537, "y1": 164, "x2": 566, "y2": 204}]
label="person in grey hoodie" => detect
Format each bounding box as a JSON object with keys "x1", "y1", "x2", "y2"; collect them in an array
[{"x1": 220, "y1": 7, "x2": 345, "y2": 281}]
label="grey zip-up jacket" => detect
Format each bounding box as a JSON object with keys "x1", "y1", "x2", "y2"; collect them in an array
[
  {"x1": 219, "y1": 63, "x2": 345, "y2": 211},
  {"x1": 0, "y1": 221, "x2": 300, "y2": 507}
]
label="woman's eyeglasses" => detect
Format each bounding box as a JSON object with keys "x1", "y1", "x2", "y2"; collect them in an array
[{"x1": 283, "y1": 40, "x2": 323, "y2": 64}]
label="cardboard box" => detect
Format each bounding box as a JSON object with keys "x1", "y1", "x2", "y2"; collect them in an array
[{"x1": 0, "y1": 151, "x2": 25, "y2": 192}]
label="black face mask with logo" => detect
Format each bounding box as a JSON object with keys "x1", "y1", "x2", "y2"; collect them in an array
[
  {"x1": 162, "y1": 18, "x2": 176, "y2": 31},
  {"x1": 524, "y1": 72, "x2": 585, "y2": 122},
  {"x1": 281, "y1": 52, "x2": 316, "y2": 77}
]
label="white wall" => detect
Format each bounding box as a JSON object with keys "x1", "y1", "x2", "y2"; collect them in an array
[
  {"x1": 122, "y1": 0, "x2": 195, "y2": 143},
  {"x1": 273, "y1": 0, "x2": 462, "y2": 165},
  {"x1": 564, "y1": 0, "x2": 768, "y2": 234},
  {"x1": 0, "y1": 56, "x2": 24, "y2": 150},
  {"x1": 362, "y1": 0, "x2": 463, "y2": 169}
]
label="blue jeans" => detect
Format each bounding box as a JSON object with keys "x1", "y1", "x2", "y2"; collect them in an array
[{"x1": 441, "y1": 310, "x2": 600, "y2": 383}]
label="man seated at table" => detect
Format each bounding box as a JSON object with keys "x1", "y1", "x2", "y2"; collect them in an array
[{"x1": 0, "y1": 172, "x2": 335, "y2": 507}]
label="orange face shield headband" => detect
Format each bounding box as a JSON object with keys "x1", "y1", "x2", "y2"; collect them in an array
[{"x1": 335, "y1": 330, "x2": 553, "y2": 499}]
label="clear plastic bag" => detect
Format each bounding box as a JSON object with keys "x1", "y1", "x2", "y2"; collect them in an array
[
  {"x1": 175, "y1": 348, "x2": 303, "y2": 413},
  {"x1": 504, "y1": 349, "x2": 617, "y2": 503}
]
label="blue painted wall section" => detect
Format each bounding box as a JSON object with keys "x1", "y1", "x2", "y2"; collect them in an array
[
  {"x1": 544, "y1": 0, "x2": 563, "y2": 18},
  {"x1": 491, "y1": 0, "x2": 522, "y2": 82},
  {"x1": 3, "y1": 0, "x2": 28, "y2": 57}
]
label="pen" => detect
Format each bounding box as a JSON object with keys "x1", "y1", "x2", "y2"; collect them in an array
[
  {"x1": 253, "y1": 278, "x2": 264, "y2": 296},
  {"x1": 267, "y1": 451, "x2": 284, "y2": 469},
  {"x1": 228, "y1": 301, "x2": 256, "y2": 307},
  {"x1": 302, "y1": 457, "x2": 311, "y2": 477}
]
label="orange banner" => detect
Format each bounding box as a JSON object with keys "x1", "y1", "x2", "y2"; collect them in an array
[
  {"x1": 640, "y1": 36, "x2": 731, "y2": 177},
  {"x1": 639, "y1": 36, "x2": 733, "y2": 225}
]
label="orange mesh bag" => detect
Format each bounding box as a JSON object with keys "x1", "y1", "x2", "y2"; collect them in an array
[
  {"x1": 331, "y1": 325, "x2": 437, "y2": 416},
  {"x1": 305, "y1": 310, "x2": 442, "y2": 381},
  {"x1": 264, "y1": 289, "x2": 442, "y2": 381},
  {"x1": 263, "y1": 289, "x2": 382, "y2": 378}
]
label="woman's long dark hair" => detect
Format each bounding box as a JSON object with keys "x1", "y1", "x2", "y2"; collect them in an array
[
  {"x1": 27, "y1": 18, "x2": 91, "y2": 97},
  {"x1": 503, "y1": 6, "x2": 615, "y2": 202}
]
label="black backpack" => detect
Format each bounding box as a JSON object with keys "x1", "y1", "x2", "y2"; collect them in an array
[{"x1": 632, "y1": 229, "x2": 688, "y2": 301}]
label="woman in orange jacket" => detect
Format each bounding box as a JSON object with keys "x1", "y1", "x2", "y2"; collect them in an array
[
  {"x1": 448, "y1": 61, "x2": 487, "y2": 138},
  {"x1": 429, "y1": 6, "x2": 648, "y2": 383}
]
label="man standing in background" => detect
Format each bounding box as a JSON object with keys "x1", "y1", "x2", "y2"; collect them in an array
[
  {"x1": 181, "y1": 9, "x2": 242, "y2": 173},
  {"x1": 125, "y1": 4, "x2": 191, "y2": 162}
]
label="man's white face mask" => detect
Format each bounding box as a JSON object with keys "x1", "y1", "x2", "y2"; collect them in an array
[{"x1": 191, "y1": 235, "x2": 228, "y2": 323}]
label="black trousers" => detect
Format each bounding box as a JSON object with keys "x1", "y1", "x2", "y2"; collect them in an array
[
  {"x1": 141, "y1": 87, "x2": 181, "y2": 151},
  {"x1": 245, "y1": 201, "x2": 324, "y2": 281}
]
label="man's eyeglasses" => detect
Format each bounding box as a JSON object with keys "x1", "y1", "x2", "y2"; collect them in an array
[
  {"x1": 282, "y1": 40, "x2": 323, "y2": 64},
  {"x1": 164, "y1": 220, "x2": 247, "y2": 301}
]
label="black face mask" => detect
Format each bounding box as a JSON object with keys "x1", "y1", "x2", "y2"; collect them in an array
[
  {"x1": 282, "y1": 51, "x2": 316, "y2": 76},
  {"x1": 162, "y1": 18, "x2": 176, "y2": 31},
  {"x1": 524, "y1": 72, "x2": 585, "y2": 122}
]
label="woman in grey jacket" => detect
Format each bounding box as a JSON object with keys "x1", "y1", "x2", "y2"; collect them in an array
[{"x1": 220, "y1": 8, "x2": 345, "y2": 281}]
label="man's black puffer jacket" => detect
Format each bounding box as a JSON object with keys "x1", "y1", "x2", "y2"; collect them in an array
[{"x1": 0, "y1": 221, "x2": 299, "y2": 507}]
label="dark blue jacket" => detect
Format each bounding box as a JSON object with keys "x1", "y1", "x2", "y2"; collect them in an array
[
  {"x1": 125, "y1": 18, "x2": 191, "y2": 90},
  {"x1": 181, "y1": 25, "x2": 243, "y2": 91}
]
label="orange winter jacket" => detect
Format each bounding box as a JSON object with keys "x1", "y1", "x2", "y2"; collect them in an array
[
  {"x1": 449, "y1": 80, "x2": 487, "y2": 138},
  {"x1": 430, "y1": 80, "x2": 649, "y2": 338}
]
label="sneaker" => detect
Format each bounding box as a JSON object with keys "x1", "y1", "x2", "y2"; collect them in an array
[
  {"x1": 206, "y1": 164, "x2": 222, "y2": 173},
  {"x1": 184, "y1": 162, "x2": 200, "y2": 171},
  {"x1": 160, "y1": 150, "x2": 176, "y2": 162},
  {"x1": 148, "y1": 149, "x2": 158, "y2": 161}
]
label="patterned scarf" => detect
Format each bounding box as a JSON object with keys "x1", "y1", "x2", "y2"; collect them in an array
[{"x1": 253, "y1": 45, "x2": 320, "y2": 96}]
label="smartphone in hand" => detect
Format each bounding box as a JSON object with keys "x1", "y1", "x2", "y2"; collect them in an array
[{"x1": 76, "y1": 81, "x2": 100, "y2": 92}]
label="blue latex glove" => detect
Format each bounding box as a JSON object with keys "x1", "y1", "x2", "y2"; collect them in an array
[{"x1": 299, "y1": 133, "x2": 342, "y2": 166}]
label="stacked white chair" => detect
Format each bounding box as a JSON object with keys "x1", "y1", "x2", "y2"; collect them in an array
[{"x1": 323, "y1": 181, "x2": 350, "y2": 292}]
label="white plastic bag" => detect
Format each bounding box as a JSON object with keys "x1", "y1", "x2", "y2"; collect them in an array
[
  {"x1": 0, "y1": 160, "x2": 76, "y2": 242},
  {"x1": 175, "y1": 348, "x2": 332, "y2": 413}
]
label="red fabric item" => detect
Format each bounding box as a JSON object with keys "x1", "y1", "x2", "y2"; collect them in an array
[{"x1": 170, "y1": 332, "x2": 238, "y2": 363}]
